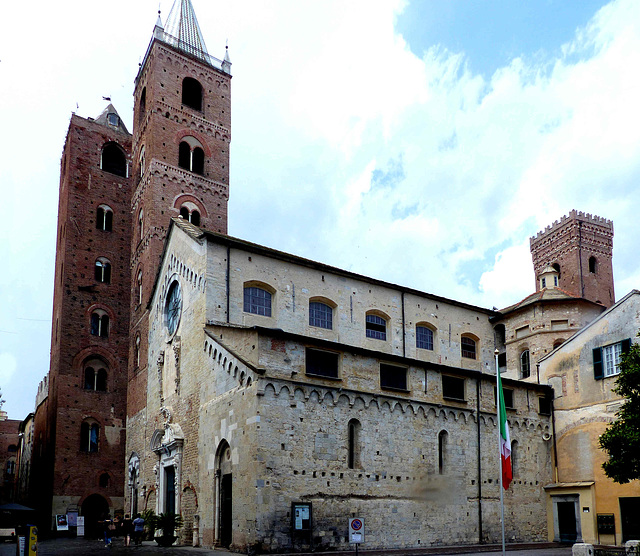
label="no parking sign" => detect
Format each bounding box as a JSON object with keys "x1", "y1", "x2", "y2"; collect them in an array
[{"x1": 349, "y1": 517, "x2": 364, "y2": 544}]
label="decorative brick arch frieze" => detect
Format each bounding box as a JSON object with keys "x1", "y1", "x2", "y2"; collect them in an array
[
  {"x1": 175, "y1": 129, "x2": 212, "y2": 157},
  {"x1": 86, "y1": 302, "x2": 116, "y2": 321},
  {"x1": 71, "y1": 346, "x2": 120, "y2": 376},
  {"x1": 182, "y1": 480, "x2": 198, "y2": 509},
  {"x1": 173, "y1": 194, "x2": 209, "y2": 218}
]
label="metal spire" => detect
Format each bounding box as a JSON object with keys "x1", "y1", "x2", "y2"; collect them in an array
[{"x1": 164, "y1": 0, "x2": 209, "y2": 60}]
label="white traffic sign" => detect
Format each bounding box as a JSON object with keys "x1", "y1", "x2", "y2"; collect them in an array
[{"x1": 349, "y1": 517, "x2": 364, "y2": 544}]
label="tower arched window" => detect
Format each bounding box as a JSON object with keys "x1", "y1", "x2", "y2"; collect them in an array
[
  {"x1": 182, "y1": 77, "x2": 203, "y2": 111},
  {"x1": 137, "y1": 270, "x2": 143, "y2": 306},
  {"x1": 80, "y1": 421, "x2": 100, "y2": 453},
  {"x1": 96, "y1": 205, "x2": 113, "y2": 232},
  {"x1": 94, "y1": 258, "x2": 111, "y2": 284},
  {"x1": 135, "y1": 335, "x2": 141, "y2": 369},
  {"x1": 84, "y1": 359, "x2": 107, "y2": 392},
  {"x1": 520, "y1": 349, "x2": 531, "y2": 379},
  {"x1": 438, "y1": 430, "x2": 448, "y2": 474},
  {"x1": 589, "y1": 256, "x2": 597, "y2": 274},
  {"x1": 138, "y1": 87, "x2": 146, "y2": 123},
  {"x1": 138, "y1": 210, "x2": 144, "y2": 241},
  {"x1": 90, "y1": 310, "x2": 109, "y2": 338},
  {"x1": 179, "y1": 205, "x2": 201, "y2": 225},
  {"x1": 348, "y1": 419, "x2": 361, "y2": 469},
  {"x1": 100, "y1": 142, "x2": 127, "y2": 177},
  {"x1": 178, "y1": 137, "x2": 205, "y2": 175}
]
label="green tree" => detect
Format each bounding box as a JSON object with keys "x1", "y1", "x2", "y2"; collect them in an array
[{"x1": 599, "y1": 339, "x2": 640, "y2": 483}]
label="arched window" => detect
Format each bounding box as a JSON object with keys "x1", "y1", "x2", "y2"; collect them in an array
[
  {"x1": 139, "y1": 146, "x2": 146, "y2": 179},
  {"x1": 94, "y1": 258, "x2": 111, "y2": 284},
  {"x1": 84, "y1": 361, "x2": 107, "y2": 391},
  {"x1": 244, "y1": 286, "x2": 272, "y2": 317},
  {"x1": 135, "y1": 335, "x2": 141, "y2": 368},
  {"x1": 90, "y1": 310, "x2": 109, "y2": 338},
  {"x1": 438, "y1": 430, "x2": 448, "y2": 475},
  {"x1": 101, "y1": 142, "x2": 127, "y2": 177},
  {"x1": 178, "y1": 137, "x2": 205, "y2": 175},
  {"x1": 182, "y1": 77, "x2": 203, "y2": 111},
  {"x1": 179, "y1": 205, "x2": 201, "y2": 225},
  {"x1": 309, "y1": 301, "x2": 333, "y2": 330},
  {"x1": 461, "y1": 335, "x2": 477, "y2": 360},
  {"x1": 365, "y1": 313, "x2": 387, "y2": 341},
  {"x1": 138, "y1": 210, "x2": 144, "y2": 240},
  {"x1": 520, "y1": 349, "x2": 531, "y2": 379},
  {"x1": 137, "y1": 270, "x2": 143, "y2": 306},
  {"x1": 96, "y1": 205, "x2": 113, "y2": 232},
  {"x1": 553, "y1": 339, "x2": 565, "y2": 349},
  {"x1": 416, "y1": 325, "x2": 434, "y2": 350},
  {"x1": 138, "y1": 87, "x2": 146, "y2": 123},
  {"x1": 348, "y1": 419, "x2": 361, "y2": 469},
  {"x1": 589, "y1": 256, "x2": 597, "y2": 274},
  {"x1": 80, "y1": 421, "x2": 100, "y2": 453},
  {"x1": 99, "y1": 472, "x2": 110, "y2": 488}
]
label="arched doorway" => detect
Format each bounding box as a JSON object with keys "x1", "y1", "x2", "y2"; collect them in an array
[
  {"x1": 81, "y1": 493, "x2": 109, "y2": 539},
  {"x1": 216, "y1": 440, "x2": 232, "y2": 548}
]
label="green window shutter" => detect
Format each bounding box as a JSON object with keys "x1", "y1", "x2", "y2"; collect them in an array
[
  {"x1": 621, "y1": 338, "x2": 632, "y2": 354},
  {"x1": 593, "y1": 347, "x2": 603, "y2": 380}
]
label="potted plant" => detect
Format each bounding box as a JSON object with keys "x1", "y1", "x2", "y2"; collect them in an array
[
  {"x1": 140, "y1": 509, "x2": 156, "y2": 541},
  {"x1": 151, "y1": 512, "x2": 183, "y2": 547}
]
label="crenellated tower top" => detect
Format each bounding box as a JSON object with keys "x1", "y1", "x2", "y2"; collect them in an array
[{"x1": 530, "y1": 210, "x2": 615, "y2": 307}]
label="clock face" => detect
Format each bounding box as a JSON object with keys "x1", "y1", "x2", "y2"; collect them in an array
[{"x1": 165, "y1": 281, "x2": 182, "y2": 335}]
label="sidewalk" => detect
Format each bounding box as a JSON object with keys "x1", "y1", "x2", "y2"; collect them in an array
[{"x1": 0, "y1": 537, "x2": 573, "y2": 556}]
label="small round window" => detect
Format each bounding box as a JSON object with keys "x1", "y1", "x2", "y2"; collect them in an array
[{"x1": 165, "y1": 281, "x2": 182, "y2": 336}]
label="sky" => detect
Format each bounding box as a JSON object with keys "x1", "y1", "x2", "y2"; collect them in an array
[{"x1": 1, "y1": 0, "x2": 639, "y2": 420}]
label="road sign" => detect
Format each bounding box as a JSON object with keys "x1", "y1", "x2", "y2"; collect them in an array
[{"x1": 349, "y1": 517, "x2": 364, "y2": 544}]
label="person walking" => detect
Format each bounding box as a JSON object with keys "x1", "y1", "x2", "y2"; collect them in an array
[
  {"x1": 122, "y1": 513, "x2": 133, "y2": 547},
  {"x1": 132, "y1": 513, "x2": 145, "y2": 546},
  {"x1": 103, "y1": 514, "x2": 115, "y2": 548}
]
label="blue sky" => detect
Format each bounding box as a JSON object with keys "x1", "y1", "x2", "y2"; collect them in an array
[
  {"x1": 1, "y1": 0, "x2": 639, "y2": 420},
  {"x1": 397, "y1": 1, "x2": 609, "y2": 78}
]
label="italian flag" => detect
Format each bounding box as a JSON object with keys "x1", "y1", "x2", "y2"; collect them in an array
[{"x1": 497, "y1": 369, "x2": 512, "y2": 490}]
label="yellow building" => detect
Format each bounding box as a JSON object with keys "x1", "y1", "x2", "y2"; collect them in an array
[{"x1": 539, "y1": 290, "x2": 640, "y2": 545}]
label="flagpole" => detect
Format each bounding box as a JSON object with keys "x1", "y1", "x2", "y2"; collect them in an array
[{"x1": 495, "y1": 349, "x2": 506, "y2": 556}]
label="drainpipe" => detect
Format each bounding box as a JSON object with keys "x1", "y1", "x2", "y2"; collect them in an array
[
  {"x1": 401, "y1": 291, "x2": 406, "y2": 358},
  {"x1": 226, "y1": 246, "x2": 230, "y2": 323},
  {"x1": 551, "y1": 398, "x2": 559, "y2": 483},
  {"x1": 476, "y1": 377, "x2": 483, "y2": 543}
]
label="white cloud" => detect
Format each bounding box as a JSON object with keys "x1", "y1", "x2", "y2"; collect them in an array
[{"x1": 1, "y1": 0, "x2": 639, "y2": 419}]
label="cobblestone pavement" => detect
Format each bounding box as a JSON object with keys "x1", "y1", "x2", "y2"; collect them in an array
[{"x1": 0, "y1": 538, "x2": 573, "y2": 556}]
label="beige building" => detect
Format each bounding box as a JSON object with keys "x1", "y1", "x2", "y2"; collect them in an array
[
  {"x1": 126, "y1": 219, "x2": 554, "y2": 552},
  {"x1": 538, "y1": 290, "x2": 640, "y2": 545}
]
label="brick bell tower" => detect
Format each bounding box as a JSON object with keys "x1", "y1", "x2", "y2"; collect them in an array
[
  {"x1": 530, "y1": 210, "x2": 615, "y2": 307},
  {"x1": 127, "y1": 2, "x2": 231, "y2": 418}
]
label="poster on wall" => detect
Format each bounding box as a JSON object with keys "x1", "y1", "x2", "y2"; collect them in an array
[
  {"x1": 56, "y1": 514, "x2": 69, "y2": 531},
  {"x1": 77, "y1": 516, "x2": 85, "y2": 537},
  {"x1": 67, "y1": 511, "x2": 78, "y2": 527}
]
